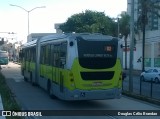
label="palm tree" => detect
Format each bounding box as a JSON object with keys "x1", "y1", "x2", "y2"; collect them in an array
[
  {"x1": 137, "y1": 0, "x2": 160, "y2": 71},
  {"x1": 116, "y1": 12, "x2": 137, "y2": 70},
  {"x1": 119, "y1": 12, "x2": 130, "y2": 70}
]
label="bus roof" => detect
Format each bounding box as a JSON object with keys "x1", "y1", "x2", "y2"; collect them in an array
[
  {"x1": 21, "y1": 39, "x2": 37, "y2": 48},
  {"x1": 0, "y1": 50, "x2": 7, "y2": 53},
  {"x1": 40, "y1": 33, "x2": 115, "y2": 43},
  {"x1": 22, "y1": 33, "x2": 118, "y2": 48}
]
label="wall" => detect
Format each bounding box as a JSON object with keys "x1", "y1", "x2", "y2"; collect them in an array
[{"x1": 123, "y1": 30, "x2": 160, "y2": 70}]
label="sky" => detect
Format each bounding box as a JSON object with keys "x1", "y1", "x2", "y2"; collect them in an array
[{"x1": 0, "y1": 0, "x2": 127, "y2": 43}]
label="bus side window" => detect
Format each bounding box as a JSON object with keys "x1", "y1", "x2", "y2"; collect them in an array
[
  {"x1": 53, "y1": 45, "x2": 57, "y2": 67},
  {"x1": 40, "y1": 47, "x2": 42, "y2": 64},
  {"x1": 60, "y1": 42, "x2": 67, "y2": 68},
  {"x1": 19, "y1": 50, "x2": 23, "y2": 59},
  {"x1": 40, "y1": 46, "x2": 45, "y2": 64},
  {"x1": 28, "y1": 48, "x2": 31, "y2": 61},
  {"x1": 22, "y1": 49, "x2": 25, "y2": 59},
  {"x1": 44, "y1": 45, "x2": 47, "y2": 65},
  {"x1": 29, "y1": 47, "x2": 36, "y2": 62},
  {"x1": 51, "y1": 44, "x2": 54, "y2": 66},
  {"x1": 27, "y1": 49, "x2": 29, "y2": 61},
  {"x1": 46, "y1": 44, "x2": 51, "y2": 65},
  {"x1": 25, "y1": 49, "x2": 29, "y2": 61},
  {"x1": 30, "y1": 48, "x2": 33, "y2": 62},
  {"x1": 55, "y1": 45, "x2": 60, "y2": 67},
  {"x1": 33, "y1": 47, "x2": 36, "y2": 62},
  {"x1": 23, "y1": 49, "x2": 26, "y2": 61}
]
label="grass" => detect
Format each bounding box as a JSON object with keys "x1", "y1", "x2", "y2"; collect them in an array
[{"x1": 0, "y1": 71, "x2": 23, "y2": 119}]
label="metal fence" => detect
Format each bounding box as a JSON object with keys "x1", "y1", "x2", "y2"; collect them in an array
[{"x1": 122, "y1": 75, "x2": 160, "y2": 101}]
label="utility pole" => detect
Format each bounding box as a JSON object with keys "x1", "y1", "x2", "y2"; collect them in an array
[
  {"x1": 129, "y1": 0, "x2": 135, "y2": 93},
  {"x1": 142, "y1": 2, "x2": 146, "y2": 72}
]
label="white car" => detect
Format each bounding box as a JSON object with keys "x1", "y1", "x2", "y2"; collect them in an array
[{"x1": 140, "y1": 68, "x2": 160, "y2": 83}]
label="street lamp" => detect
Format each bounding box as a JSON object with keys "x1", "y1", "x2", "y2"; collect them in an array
[{"x1": 10, "y1": 4, "x2": 45, "y2": 35}]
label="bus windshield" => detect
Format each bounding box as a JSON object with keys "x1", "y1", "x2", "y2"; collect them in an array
[
  {"x1": 0, "y1": 51, "x2": 8, "y2": 58},
  {"x1": 77, "y1": 38, "x2": 118, "y2": 69}
]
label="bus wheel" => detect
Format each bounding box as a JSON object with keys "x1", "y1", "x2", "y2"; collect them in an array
[
  {"x1": 30, "y1": 73, "x2": 36, "y2": 86},
  {"x1": 24, "y1": 76, "x2": 28, "y2": 82},
  {"x1": 29, "y1": 72, "x2": 32, "y2": 82},
  {"x1": 47, "y1": 80, "x2": 56, "y2": 99}
]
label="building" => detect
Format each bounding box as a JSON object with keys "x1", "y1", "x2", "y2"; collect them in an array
[
  {"x1": 54, "y1": 23, "x2": 63, "y2": 33},
  {"x1": 125, "y1": 0, "x2": 160, "y2": 70}
]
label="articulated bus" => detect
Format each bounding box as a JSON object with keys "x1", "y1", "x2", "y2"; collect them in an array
[
  {"x1": 20, "y1": 33, "x2": 123, "y2": 100},
  {"x1": 0, "y1": 50, "x2": 9, "y2": 65}
]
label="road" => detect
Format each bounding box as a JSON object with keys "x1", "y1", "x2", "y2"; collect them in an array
[{"x1": 0, "y1": 62, "x2": 160, "y2": 119}]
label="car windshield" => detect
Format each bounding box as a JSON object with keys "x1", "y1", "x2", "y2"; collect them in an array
[
  {"x1": 0, "y1": 52, "x2": 8, "y2": 58},
  {"x1": 146, "y1": 69, "x2": 153, "y2": 73},
  {"x1": 153, "y1": 69, "x2": 158, "y2": 72}
]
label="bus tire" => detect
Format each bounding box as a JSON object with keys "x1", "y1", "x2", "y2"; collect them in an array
[
  {"x1": 47, "y1": 80, "x2": 56, "y2": 99},
  {"x1": 30, "y1": 72, "x2": 36, "y2": 86},
  {"x1": 24, "y1": 76, "x2": 28, "y2": 82}
]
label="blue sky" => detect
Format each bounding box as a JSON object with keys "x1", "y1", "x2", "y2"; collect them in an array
[{"x1": 0, "y1": 0, "x2": 127, "y2": 43}]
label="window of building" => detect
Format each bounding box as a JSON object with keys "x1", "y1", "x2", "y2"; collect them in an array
[{"x1": 154, "y1": 42, "x2": 160, "y2": 67}]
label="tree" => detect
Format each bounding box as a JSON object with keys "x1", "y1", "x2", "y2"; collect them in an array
[
  {"x1": 59, "y1": 10, "x2": 116, "y2": 36},
  {"x1": 118, "y1": 12, "x2": 130, "y2": 69},
  {"x1": 137, "y1": 0, "x2": 160, "y2": 71},
  {"x1": 115, "y1": 12, "x2": 138, "y2": 70}
]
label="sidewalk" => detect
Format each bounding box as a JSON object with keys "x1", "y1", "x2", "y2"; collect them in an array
[{"x1": 0, "y1": 95, "x2": 5, "y2": 119}]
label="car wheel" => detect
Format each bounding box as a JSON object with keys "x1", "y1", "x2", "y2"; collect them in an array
[
  {"x1": 140, "y1": 76, "x2": 145, "y2": 81},
  {"x1": 155, "y1": 77, "x2": 159, "y2": 83}
]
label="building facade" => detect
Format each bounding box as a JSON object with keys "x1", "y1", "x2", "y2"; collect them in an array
[
  {"x1": 125, "y1": 0, "x2": 160, "y2": 70},
  {"x1": 54, "y1": 23, "x2": 63, "y2": 33}
]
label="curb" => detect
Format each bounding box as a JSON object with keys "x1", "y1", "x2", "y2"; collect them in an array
[{"x1": 0, "y1": 95, "x2": 6, "y2": 119}]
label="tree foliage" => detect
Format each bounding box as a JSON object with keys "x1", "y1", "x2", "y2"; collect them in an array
[
  {"x1": 119, "y1": 12, "x2": 130, "y2": 39},
  {"x1": 60, "y1": 10, "x2": 116, "y2": 36}
]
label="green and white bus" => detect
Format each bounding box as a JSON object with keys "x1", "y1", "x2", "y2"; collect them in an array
[
  {"x1": 20, "y1": 33, "x2": 123, "y2": 100},
  {"x1": 0, "y1": 50, "x2": 9, "y2": 65}
]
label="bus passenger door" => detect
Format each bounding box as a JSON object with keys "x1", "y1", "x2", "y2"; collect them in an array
[
  {"x1": 59, "y1": 42, "x2": 67, "y2": 93},
  {"x1": 58, "y1": 44, "x2": 64, "y2": 93},
  {"x1": 54, "y1": 45, "x2": 62, "y2": 92},
  {"x1": 56, "y1": 42, "x2": 67, "y2": 93}
]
